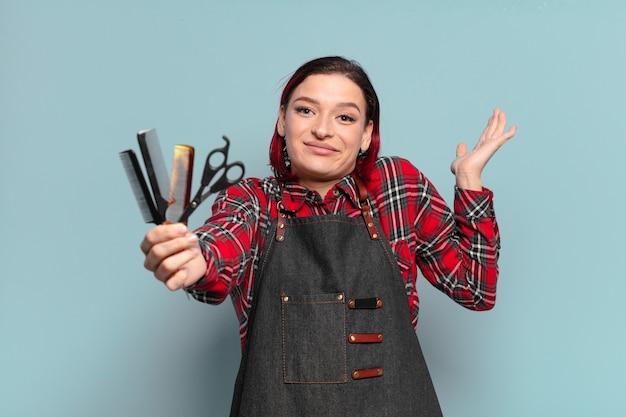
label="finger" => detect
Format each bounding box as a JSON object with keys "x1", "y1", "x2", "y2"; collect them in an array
[
  {"x1": 163, "y1": 243, "x2": 205, "y2": 291},
  {"x1": 493, "y1": 109, "x2": 509, "y2": 137},
  {"x1": 478, "y1": 116, "x2": 492, "y2": 143},
  {"x1": 154, "y1": 243, "x2": 200, "y2": 286},
  {"x1": 500, "y1": 125, "x2": 517, "y2": 142},
  {"x1": 486, "y1": 125, "x2": 517, "y2": 156},
  {"x1": 140, "y1": 223, "x2": 188, "y2": 255},
  {"x1": 479, "y1": 109, "x2": 500, "y2": 143},
  {"x1": 164, "y1": 268, "x2": 191, "y2": 291},
  {"x1": 144, "y1": 233, "x2": 199, "y2": 272},
  {"x1": 484, "y1": 108, "x2": 501, "y2": 139}
]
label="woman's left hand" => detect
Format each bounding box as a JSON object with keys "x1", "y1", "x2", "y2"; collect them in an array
[{"x1": 451, "y1": 108, "x2": 517, "y2": 191}]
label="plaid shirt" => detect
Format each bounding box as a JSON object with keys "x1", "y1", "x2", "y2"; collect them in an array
[{"x1": 190, "y1": 156, "x2": 500, "y2": 349}]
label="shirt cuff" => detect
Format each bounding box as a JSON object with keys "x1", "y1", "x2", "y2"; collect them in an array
[{"x1": 454, "y1": 187, "x2": 495, "y2": 218}]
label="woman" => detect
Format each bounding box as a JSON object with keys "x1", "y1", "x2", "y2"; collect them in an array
[{"x1": 141, "y1": 56, "x2": 516, "y2": 416}]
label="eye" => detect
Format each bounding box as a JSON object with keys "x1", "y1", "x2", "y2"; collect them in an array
[
  {"x1": 294, "y1": 106, "x2": 313, "y2": 115},
  {"x1": 338, "y1": 114, "x2": 356, "y2": 123}
]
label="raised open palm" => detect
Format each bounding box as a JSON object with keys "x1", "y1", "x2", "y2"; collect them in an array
[{"x1": 451, "y1": 108, "x2": 517, "y2": 190}]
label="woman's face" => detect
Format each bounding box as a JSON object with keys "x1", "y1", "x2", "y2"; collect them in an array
[{"x1": 277, "y1": 73, "x2": 373, "y2": 194}]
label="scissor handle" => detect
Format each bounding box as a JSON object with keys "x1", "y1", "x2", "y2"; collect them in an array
[
  {"x1": 205, "y1": 136, "x2": 232, "y2": 173},
  {"x1": 208, "y1": 161, "x2": 245, "y2": 194},
  {"x1": 177, "y1": 137, "x2": 246, "y2": 224}
]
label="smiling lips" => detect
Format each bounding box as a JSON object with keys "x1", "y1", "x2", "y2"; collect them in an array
[{"x1": 304, "y1": 141, "x2": 338, "y2": 155}]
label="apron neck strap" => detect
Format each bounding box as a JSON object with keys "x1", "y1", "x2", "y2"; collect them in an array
[
  {"x1": 352, "y1": 173, "x2": 380, "y2": 241},
  {"x1": 274, "y1": 175, "x2": 380, "y2": 242}
]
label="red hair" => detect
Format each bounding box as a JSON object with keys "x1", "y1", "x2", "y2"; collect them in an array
[{"x1": 269, "y1": 56, "x2": 380, "y2": 182}]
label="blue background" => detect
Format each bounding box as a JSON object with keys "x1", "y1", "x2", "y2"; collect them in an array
[{"x1": 1, "y1": 1, "x2": 624, "y2": 416}]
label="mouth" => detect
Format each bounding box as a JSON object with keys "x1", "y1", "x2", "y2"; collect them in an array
[{"x1": 304, "y1": 141, "x2": 338, "y2": 155}]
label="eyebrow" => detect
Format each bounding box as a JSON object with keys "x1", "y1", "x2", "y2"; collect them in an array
[{"x1": 292, "y1": 96, "x2": 363, "y2": 114}]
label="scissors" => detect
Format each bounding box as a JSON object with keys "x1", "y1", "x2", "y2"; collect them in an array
[{"x1": 177, "y1": 135, "x2": 245, "y2": 223}]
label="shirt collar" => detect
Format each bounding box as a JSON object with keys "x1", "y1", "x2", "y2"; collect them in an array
[{"x1": 278, "y1": 175, "x2": 362, "y2": 212}]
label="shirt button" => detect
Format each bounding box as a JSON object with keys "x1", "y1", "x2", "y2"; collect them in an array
[{"x1": 333, "y1": 189, "x2": 340, "y2": 197}]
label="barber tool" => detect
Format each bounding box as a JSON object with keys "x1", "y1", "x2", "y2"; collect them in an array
[
  {"x1": 177, "y1": 136, "x2": 245, "y2": 224},
  {"x1": 119, "y1": 149, "x2": 161, "y2": 224},
  {"x1": 120, "y1": 130, "x2": 246, "y2": 225},
  {"x1": 165, "y1": 145, "x2": 194, "y2": 224},
  {"x1": 137, "y1": 128, "x2": 170, "y2": 221}
]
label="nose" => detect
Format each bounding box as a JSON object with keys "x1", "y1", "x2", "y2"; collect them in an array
[{"x1": 311, "y1": 115, "x2": 333, "y2": 139}]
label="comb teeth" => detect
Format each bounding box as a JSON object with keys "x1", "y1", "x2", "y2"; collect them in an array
[
  {"x1": 119, "y1": 149, "x2": 161, "y2": 224},
  {"x1": 137, "y1": 128, "x2": 170, "y2": 219},
  {"x1": 165, "y1": 145, "x2": 194, "y2": 224}
]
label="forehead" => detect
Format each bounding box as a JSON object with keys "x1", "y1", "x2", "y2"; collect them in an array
[{"x1": 290, "y1": 73, "x2": 366, "y2": 108}]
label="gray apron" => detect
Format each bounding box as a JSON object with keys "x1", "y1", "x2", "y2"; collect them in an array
[{"x1": 230, "y1": 184, "x2": 443, "y2": 416}]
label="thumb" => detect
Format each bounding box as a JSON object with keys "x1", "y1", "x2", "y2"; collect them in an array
[
  {"x1": 456, "y1": 142, "x2": 467, "y2": 158},
  {"x1": 451, "y1": 143, "x2": 467, "y2": 175}
]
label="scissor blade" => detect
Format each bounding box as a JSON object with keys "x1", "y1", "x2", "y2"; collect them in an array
[
  {"x1": 165, "y1": 145, "x2": 194, "y2": 224},
  {"x1": 137, "y1": 128, "x2": 170, "y2": 219},
  {"x1": 119, "y1": 149, "x2": 161, "y2": 224}
]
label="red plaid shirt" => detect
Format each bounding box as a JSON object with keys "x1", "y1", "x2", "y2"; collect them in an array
[{"x1": 190, "y1": 156, "x2": 500, "y2": 349}]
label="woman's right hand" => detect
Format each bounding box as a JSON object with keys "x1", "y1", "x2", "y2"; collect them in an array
[{"x1": 140, "y1": 223, "x2": 207, "y2": 291}]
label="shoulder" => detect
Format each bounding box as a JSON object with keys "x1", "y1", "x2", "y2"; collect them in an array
[
  {"x1": 212, "y1": 176, "x2": 281, "y2": 214},
  {"x1": 367, "y1": 156, "x2": 438, "y2": 208},
  {"x1": 219, "y1": 176, "x2": 279, "y2": 199},
  {"x1": 371, "y1": 156, "x2": 423, "y2": 185}
]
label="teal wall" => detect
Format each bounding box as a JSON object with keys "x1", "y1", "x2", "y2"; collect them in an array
[{"x1": 2, "y1": 1, "x2": 624, "y2": 416}]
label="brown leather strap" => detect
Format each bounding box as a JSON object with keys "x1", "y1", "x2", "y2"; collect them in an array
[
  {"x1": 276, "y1": 175, "x2": 379, "y2": 241},
  {"x1": 275, "y1": 201, "x2": 287, "y2": 242},
  {"x1": 348, "y1": 298, "x2": 383, "y2": 309},
  {"x1": 352, "y1": 367, "x2": 384, "y2": 380},
  {"x1": 348, "y1": 333, "x2": 384, "y2": 343},
  {"x1": 352, "y1": 174, "x2": 379, "y2": 240}
]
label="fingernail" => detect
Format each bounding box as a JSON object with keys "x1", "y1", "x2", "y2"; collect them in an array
[{"x1": 187, "y1": 234, "x2": 198, "y2": 242}]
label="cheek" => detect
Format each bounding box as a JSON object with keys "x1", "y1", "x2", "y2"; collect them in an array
[
  {"x1": 284, "y1": 138, "x2": 299, "y2": 159},
  {"x1": 348, "y1": 129, "x2": 368, "y2": 152},
  {"x1": 283, "y1": 116, "x2": 304, "y2": 137}
]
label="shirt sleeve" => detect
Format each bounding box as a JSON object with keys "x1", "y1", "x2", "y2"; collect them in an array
[
  {"x1": 414, "y1": 174, "x2": 500, "y2": 311},
  {"x1": 186, "y1": 179, "x2": 263, "y2": 305}
]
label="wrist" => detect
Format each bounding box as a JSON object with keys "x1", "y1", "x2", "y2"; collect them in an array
[{"x1": 455, "y1": 173, "x2": 482, "y2": 191}]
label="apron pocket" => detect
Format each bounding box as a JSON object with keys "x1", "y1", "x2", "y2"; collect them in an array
[{"x1": 281, "y1": 292, "x2": 347, "y2": 384}]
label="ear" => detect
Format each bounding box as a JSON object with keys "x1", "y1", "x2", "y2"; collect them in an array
[
  {"x1": 360, "y1": 120, "x2": 374, "y2": 152},
  {"x1": 277, "y1": 105, "x2": 286, "y2": 137}
]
